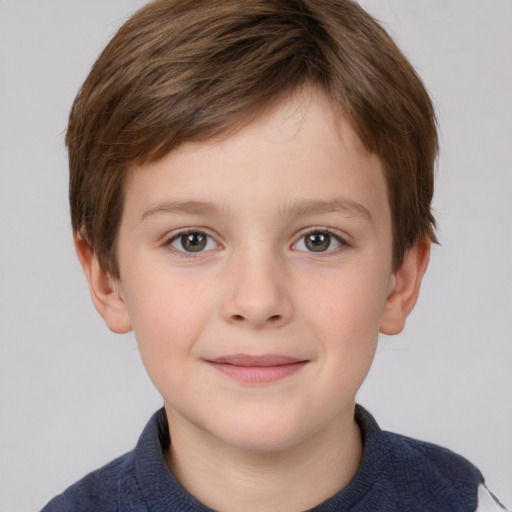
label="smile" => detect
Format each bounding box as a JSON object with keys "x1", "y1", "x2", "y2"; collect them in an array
[{"x1": 205, "y1": 354, "x2": 309, "y2": 384}]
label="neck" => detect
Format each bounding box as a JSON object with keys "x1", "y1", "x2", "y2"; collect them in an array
[{"x1": 164, "y1": 406, "x2": 362, "y2": 512}]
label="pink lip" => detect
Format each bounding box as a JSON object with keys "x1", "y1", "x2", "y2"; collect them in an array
[{"x1": 206, "y1": 354, "x2": 308, "y2": 384}]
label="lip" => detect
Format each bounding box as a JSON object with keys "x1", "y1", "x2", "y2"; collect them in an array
[{"x1": 205, "y1": 354, "x2": 309, "y2": 384}]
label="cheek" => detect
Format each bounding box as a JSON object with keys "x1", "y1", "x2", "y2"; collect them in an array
[
  {"x1": 296, "y1": 263, "x2": 389, "y2": 380},
  {"x1": 299, "y1": 265, "x2": 389, "y2": 338},
  {"x1": 122, "y1": 271, "x2": 216, "y2": 371}
]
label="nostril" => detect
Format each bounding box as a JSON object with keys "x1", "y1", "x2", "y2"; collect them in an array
[{"x1": 230, "y1": 313, "x2": 282, "y2": 323}]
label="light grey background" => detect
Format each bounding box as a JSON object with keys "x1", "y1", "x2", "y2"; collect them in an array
[{"x1": 0, "y1": 1, "x2": 510, "y2": 510}]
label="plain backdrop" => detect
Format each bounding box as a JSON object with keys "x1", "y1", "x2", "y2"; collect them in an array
[{"x1": 0, "y1": 1, "x2": 511, "y2": 510}]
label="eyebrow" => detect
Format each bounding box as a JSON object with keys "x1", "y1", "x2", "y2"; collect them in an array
[
  {"x1": 280, "y1": 198, "x2": 373, "y2": 223},
  {"x1": 140, "y1": 198, "x2": 372, "y2": 223},
  {"x1": 141, "y1": 200, "x2": 220, "y2": 222}
]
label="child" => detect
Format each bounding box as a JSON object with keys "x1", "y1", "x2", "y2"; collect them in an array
[{"x1": 42, "y1": 0, "x2": 507, "y2": 510}]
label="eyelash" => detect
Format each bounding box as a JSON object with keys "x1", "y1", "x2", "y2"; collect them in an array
[
  {"x1": 292, "y1": 227, "x2": 349, "y2": 255},
  {"x1": 162, "y1": 227, "x2": 349, "y2": 258},
  {"x1": 163, "y1": 228, "x2": 220, "y2": 259}
]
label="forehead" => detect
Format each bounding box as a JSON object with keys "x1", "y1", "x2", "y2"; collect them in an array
[
  {"x1": 123, "y1": 88, "x2": 389, "y2": 227},
  {"x1": 187, "y1": 88, "x2": 369, "y2": 168}
]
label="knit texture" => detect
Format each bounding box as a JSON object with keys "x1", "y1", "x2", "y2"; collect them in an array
[{"x1": 41, "y1": 406, "x2": 483, "y2": 511}]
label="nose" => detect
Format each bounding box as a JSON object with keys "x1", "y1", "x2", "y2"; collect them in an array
[{"x1": 221, "y1": 249, "x2": 293, "y2": 329}]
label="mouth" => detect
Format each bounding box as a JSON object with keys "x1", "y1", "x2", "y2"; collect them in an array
[{"x1": 205, "y1": 354, "x2": 309, "y2": 384}]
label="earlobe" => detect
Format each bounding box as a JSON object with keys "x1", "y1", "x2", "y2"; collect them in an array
[
  {"x1": 379, "y1": 240, "x2": 431, "y2": 335},
  {"x1": 74, "y1": 235, "x2": 132, "y2": 334}
]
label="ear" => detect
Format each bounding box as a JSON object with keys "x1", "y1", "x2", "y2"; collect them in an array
[
  {"x1": 379, "y1": 240, "x2": 431, "y2": 335},
  {"x1": 74, "y1": 235, "x2": 132, "y2": 334}
]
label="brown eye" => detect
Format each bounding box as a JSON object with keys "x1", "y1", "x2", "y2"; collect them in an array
[
  {"x1": 169, "y1": 231, "x2": 217, "y2": 253},
  {"x1": 180, "y1": 232, "x2": 207, "y2": 252},
  {"x1": 293, "y1": 230, "x2": 344, "y2": 253},
  {"x1": 304, "y1": 232, "x2": 331, "y2": 252}
]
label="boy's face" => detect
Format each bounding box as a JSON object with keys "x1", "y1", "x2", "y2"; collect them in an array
[{"x1": 103, "y1": 90, "x2": 416, "y2": 452}]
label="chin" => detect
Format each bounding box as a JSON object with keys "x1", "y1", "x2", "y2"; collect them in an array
[{"x1": 211, "y1": 416, "x2": 318, "y2": 454}]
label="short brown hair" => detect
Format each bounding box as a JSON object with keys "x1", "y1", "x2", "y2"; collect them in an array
[{"x1": 67, "y1": 0, "x2": 438, "y2": 277}]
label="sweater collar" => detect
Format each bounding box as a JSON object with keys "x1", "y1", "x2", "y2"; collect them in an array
[{"x1": 128, "y1": 405, "x2": 385, "y2": 511}]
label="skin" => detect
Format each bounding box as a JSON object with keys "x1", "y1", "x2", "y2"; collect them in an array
[{"x1": 76, "y1": 89, "x2": 430, "y2": 511}]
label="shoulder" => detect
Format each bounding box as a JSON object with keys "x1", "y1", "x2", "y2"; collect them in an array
[
  {"x1": 40, "y1": 408, "x2": 176, "y2": 512},
  {"x1": 40, "y1": 450, "x2": 136, "y2": 512},
  {"x1": 346, "y1": 406, "x2": 486, "y2": 512},
  {"x1": 383, "y1": 429, "x2": 483, "y2": 508},
  {"x1": 378, "y1": 430, "x2": 507, "y2": 511},
  {"x1": 384, "y1": 429, "x2": 482, "y2": 484}
]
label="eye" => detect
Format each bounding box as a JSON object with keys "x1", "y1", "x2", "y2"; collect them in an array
[
  {"x1": 293, "y1": 230, "x2": 344, "y2": 253},
  {"x1": 167, "y1": 230, "x2": 218, "y2": 253}
]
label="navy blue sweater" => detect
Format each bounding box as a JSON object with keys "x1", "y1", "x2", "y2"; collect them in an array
[{"x1": 41, "y1": 406, "x2": 485, "y2": 511}]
